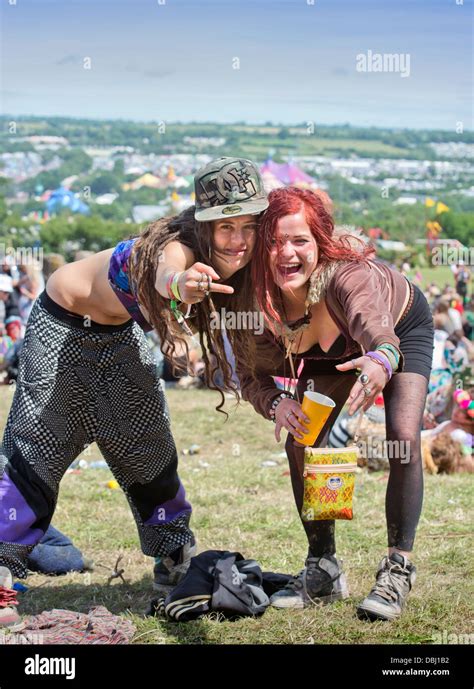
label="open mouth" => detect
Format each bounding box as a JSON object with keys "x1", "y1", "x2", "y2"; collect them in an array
[
  {"x1": 224, "y1": 249, "x2": 246, "y2": 257},
  {"x1": 277, "y1": 263, "x2": 302, "y2": 278}
]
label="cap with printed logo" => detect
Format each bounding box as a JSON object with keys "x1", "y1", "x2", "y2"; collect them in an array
[{"x1": 194, "y1": 157, "x2": 269, "y2": 222}]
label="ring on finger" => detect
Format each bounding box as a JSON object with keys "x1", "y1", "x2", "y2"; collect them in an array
[
  {"x1": 285, "y1": 411, "x2": 294, "y2": 421},
  {"x1": 359, "y1": 373, "x2": 369, "y2": 386},
  {"x1": 363, "y1": 387, "x2": 372, "y2": 397}
]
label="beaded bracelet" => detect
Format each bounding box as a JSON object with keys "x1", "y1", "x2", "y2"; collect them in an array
[
  {"x1": 269, "y1": 392, "x2": 295, "y2": 423},
  {"x1": 365, "y1": 351, "x2": 392, "y2": 382}
]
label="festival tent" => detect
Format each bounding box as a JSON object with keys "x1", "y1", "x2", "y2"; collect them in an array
[
  {"x1": 45, "y1": 187, "x2": 90, "y2": 215},
  {"x1": 95, "y1": 193, "x2": 118, "y2": 205},
  {"x1": 260, "y1": 159, "x2": 315, "y2": 186},
  {"x1": 122, "y1": 173, "x2": 163, "y2": 191},
  {"x1": 261, "y1": 169, "x2": 284, "y2": 192},
  {"x1": 173, "y1": 175, "x2": 191, "y2": 189}
]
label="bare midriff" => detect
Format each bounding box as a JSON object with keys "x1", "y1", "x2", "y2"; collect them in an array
[{"x1": 46, "y1": 249, "x2": 150, "y2": 326}]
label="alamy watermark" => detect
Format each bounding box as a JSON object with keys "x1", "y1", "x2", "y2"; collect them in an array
[
  {"x1": 210, "y1": 308, "x2": 264, "y2": 335},
  {"x1": 431, "y1": 630, "x2": 473, "y2": 644},
  {"x1": 357, "y1": 436, "x2": 411, "y2": 464},
  {"x1": 0, "y1": 631, "x2": 44, "y2": 645},
  {"x1": 0, "y1": 244, "x2": 44, "y2": 269},
  {"x1": 24, "y1": 654, "x2": 75, "y2": 680},
  {"x1": 431, "y1": 245, "x2": 474, "y2": 266},
  {"x1": 356, "y1": 50, "x2": 411, "y2": 78}
]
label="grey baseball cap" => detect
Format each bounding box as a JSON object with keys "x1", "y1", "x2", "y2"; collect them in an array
[{"x1": 194, "y1": 157, "x2": 269, "y2": 222}]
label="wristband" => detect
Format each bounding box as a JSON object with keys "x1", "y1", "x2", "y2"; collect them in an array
[
  {"x1": 170, "y1": 299, "x2": 193, "y2": 336},
  {"x1": 376, "y1": 343, "x2": 400, "y2": 367},
  {"x1": 377, "y1": 348, "x2": 397, "y2": 371},
  {"x1": 165, "y1": 273, "x2": 176, "y2": 300},
  {"x1": 365, "y1": 351, "x2": 392, "y2": 381},
  {"x1": 171, "y1": 272, "x2": 183, "y2": 301}
]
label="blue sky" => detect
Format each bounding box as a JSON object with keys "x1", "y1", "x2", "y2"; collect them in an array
[{"x1": 2, "y1": 0, "x2": 472, "y2": 130}]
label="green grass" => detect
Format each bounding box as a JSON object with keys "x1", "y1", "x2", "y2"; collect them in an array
[
  {"x1": 408, "y1": 266, "x2": 456, "y2": 291},
  {"x1": 239, "y1": 137, "x2": 405, "y2": 158},
  {"x1": 1, "y1": 386, "x2": 472, "y2": 644}
]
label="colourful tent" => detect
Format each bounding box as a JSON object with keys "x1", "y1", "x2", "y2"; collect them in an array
[
  {"x1": 260, "y1": 159, "x2": 315, "y2": 186},
  {"x1": 45, "y1": 187, "x2": 90, "y2": 215},
  {"x1": 261, "y1": 170, "x2": 284, "y2": 192},
  {"x1": 122, "y1": 173, "x2": 162, "y2": 191}
]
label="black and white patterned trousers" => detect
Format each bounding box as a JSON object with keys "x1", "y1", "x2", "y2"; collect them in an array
[{"x1": 0, "y1": 292, "x2": 193, "y2": 578}]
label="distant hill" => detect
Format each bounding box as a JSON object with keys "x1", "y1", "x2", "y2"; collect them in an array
[{"x1": 1, "y1": 116, "x2": 473, "y2": 161}]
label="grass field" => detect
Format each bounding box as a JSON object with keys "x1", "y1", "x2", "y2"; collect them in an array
[
  {"x1": 408, "y1": 266, "x2": 456, "y2": 291},
  {"x1": 2, "y1": 385, "x2": 472, "y2": 645}
]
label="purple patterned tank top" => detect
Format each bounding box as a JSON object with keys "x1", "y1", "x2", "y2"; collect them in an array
[{"x1": 108, "y1": 238, "x2": 153, "y2": 332}]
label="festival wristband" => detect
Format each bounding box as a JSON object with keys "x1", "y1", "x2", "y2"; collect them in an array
[
  {"x1": 170, "y1": 299, "x2": 193, "y2": 336},
  {"x1": 165, "y1": 272, "x2": 176, "y2": 300},
  {"x1": 171, "y1": 272, "x2": 183, "y2": 301},
  {"x1": 365, "y1": 351, "x2": 392, "y2": 381},
  {"x1": 367, "y1": 355, "x2": 392, "y2": 382}
]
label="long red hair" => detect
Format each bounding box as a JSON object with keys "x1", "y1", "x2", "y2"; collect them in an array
[{"x1": 252, "y1": 186, "x2": 373, "y2": 327}]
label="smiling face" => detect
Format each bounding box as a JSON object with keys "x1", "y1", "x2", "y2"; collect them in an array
[
  {"x1": 211, "y1": 214, "x2": 258, "y2": 279},
  {"x1": 269, "y1": 209, "x2": 319, "y2": 293}
]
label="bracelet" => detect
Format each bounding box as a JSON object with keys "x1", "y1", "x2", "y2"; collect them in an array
[
  {"x1": 165, "y1": 273, "x2": 175, "y2": 300},
  {"x1": 269, "y1": 392, "x2": 294, "y2": 423},
  {"x1": 170, "y1": 299, "x2": 193, "y2": 336},
  {"x1": 365, "y1": 351, "x2": 392, "y2": 382},
  {"x1": 376, "y1": 343, "x2": 400, "y2": 367},
  {"x1": 377, "y1": 347, "x2": 397, "y2": 371},
  {"x1": 171, "y1": 272, "x2": 183, "y2": 301},
  {"x1": 375, "y1": 345, "x2": 400, "y2": 366},
  {"x1": 366, "y1": 355, "x2": 392, "y2": 381}
]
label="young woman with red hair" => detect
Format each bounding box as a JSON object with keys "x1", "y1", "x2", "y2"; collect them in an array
[{"x1": 237, "y1": 186, "x2": 434, "y2": 621}]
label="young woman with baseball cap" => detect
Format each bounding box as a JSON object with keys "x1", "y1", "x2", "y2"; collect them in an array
[{"x1": 0, "y1": 157, "x2": 268, "y2": 630}]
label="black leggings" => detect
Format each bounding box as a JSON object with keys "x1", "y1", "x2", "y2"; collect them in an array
[{"x1": 285, "y1": 285, "x2": 434, "y2": 556}]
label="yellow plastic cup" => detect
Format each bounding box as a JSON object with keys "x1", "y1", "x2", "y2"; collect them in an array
[{"x1": 296, "y1": 391, "x2": 336, "y2": 446}]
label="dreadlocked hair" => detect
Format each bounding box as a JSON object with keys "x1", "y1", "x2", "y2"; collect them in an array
[{"x1": 128, "y1": 205, "x2": 257, "y2": 416}]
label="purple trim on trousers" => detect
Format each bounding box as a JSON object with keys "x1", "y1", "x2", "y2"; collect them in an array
[
  {"x1": 0, "y1": 473, "x2": 44, "y2": 545},
  {"x1": 144, "y1": 482, "x2": 192, "y2": 525}
]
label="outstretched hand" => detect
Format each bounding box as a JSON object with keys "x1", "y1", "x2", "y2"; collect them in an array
[
  {"x1": 177, "y1": 262, "x2": 234, "y2": 303},
  {"x1": 336, "y1": 356, "x2": 388, "y2": 415}
]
